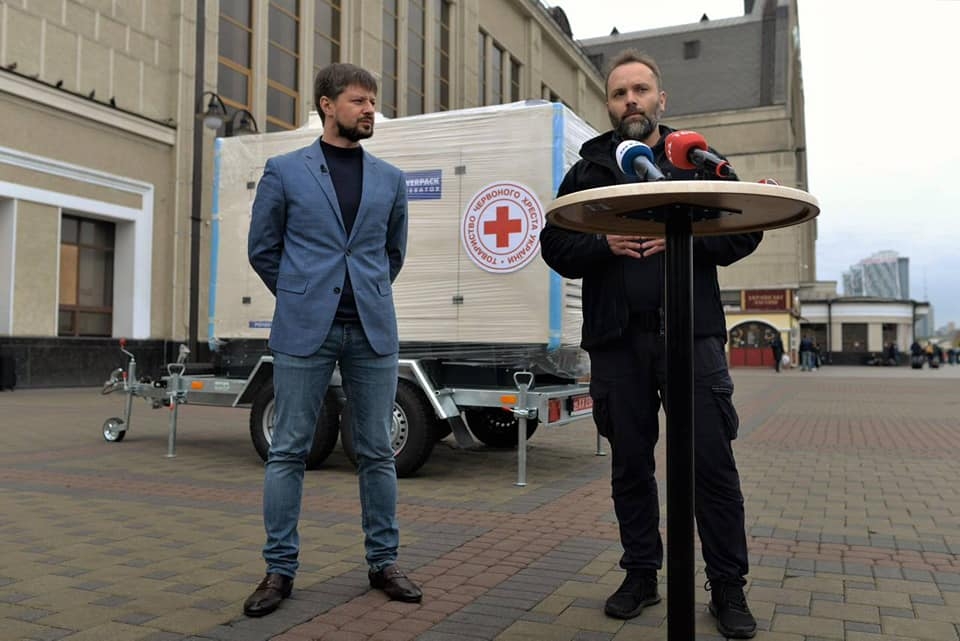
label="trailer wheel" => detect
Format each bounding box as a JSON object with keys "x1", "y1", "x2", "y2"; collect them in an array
[
  {"x1": 340, "y1": 380, "x2": 435, "y2": 477},
  {"x1": 464, "y1": 408, "x2": 539, "y2": 448},
  {"x1": 102, "y1": 417, "x2": 126, "y2": 442},
  {"x1": 249, "y1": 384, "x2": 340, "y2": 469}
]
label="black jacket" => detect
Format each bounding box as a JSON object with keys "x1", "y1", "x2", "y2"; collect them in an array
[{"x1": 540, "y1": 125, "x2": 762, "y2": 350}]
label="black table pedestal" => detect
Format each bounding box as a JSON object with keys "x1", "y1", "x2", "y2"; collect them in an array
[{"x1": 664, "y1": 211, "x2": 695, "y2": 641}]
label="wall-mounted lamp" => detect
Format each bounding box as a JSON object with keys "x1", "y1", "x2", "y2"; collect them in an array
[{"x1": 200, "y1": 91, "x2": 259, "y2": 136}]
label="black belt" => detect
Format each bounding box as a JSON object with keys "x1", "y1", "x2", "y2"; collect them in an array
[{"x1": 630, "y1": 309, "x2": 662, "y2": 332}]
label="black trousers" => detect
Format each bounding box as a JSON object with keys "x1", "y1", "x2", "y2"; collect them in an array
[{"x1": 589, "y1": 329, "x2": 749, "y2": 584}]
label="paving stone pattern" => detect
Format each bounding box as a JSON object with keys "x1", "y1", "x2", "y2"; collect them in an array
[{"x1": 0, "y1": 365, "x2": 958, "y2": 640}]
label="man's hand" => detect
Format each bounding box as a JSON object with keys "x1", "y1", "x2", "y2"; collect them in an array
[{"x1": 606, "y1": 235, "x2": 666, "y2": 258}]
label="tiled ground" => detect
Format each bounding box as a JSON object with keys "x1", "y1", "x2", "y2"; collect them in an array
[{"x1": 0, "y1": 364, "x2": 958, "y2": 640}]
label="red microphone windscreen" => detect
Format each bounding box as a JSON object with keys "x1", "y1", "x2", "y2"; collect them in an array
[{"x1": 664, "y1": 130, "x2": 708, "y2": 170}]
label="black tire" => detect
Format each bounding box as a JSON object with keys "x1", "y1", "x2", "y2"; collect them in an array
[
  {"x1": 340, "y1": 379, "x2": 435, "y2": 477},
  {"x1": 433, "y1": 418, "x2": 453, "y2": 441},
  {"x1": 464, "y1": 408, "x2": 539, "y2": 448},
  {"x1": 248, "y1": 383, "x2": 340, "y2": 469}
]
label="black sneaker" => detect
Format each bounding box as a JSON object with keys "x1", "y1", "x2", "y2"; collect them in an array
[
  {"x1": 604, "y1": 571, "x2": 660, "y2": 619},
  {"x1": 707, "y1": 580, "x2": 757, "y2": 639}
]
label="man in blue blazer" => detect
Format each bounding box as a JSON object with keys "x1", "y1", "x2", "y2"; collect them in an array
[{"x1": 244, "y1": 63, "x2": 421, "y2": 617}]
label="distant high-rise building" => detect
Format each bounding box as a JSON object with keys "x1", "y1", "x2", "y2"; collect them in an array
[{"x1": 842, "y1": 251, "x2": 909, "y2": 298}]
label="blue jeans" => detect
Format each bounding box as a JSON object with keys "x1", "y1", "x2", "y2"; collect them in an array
[
  {"x1": 801, "y1": 351, "x2": 814, "y2": 371},
  {"x1": 263, "y1": 322, "x2": 400, "y2": 577}
]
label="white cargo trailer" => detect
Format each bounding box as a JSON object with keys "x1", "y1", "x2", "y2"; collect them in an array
[{"x1": 101, "y1": 101, "x2": 599, "y2": 479}]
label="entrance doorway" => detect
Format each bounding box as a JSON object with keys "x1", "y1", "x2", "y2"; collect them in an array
[{"x1": 728, "y1": 321, "x2": 779, "y2": 368}]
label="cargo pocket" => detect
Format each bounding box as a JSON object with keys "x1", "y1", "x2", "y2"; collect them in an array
[
  {"x1": 589, "y1": 383, "x2": 612, "y2": 439},
  {"x1": 711, "y1": 384, "x2": 740, "y2": 440}
]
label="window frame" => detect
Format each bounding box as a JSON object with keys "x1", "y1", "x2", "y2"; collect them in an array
[
  {"x1": 266, "y1": 0, "x2": 301, "y2": 131},
  {"x1": 217, "y1": 0, "x2": 254, "y2": 112},
  {"x1": 58, "y1": 214, "x2": 115, "y2": 338}
]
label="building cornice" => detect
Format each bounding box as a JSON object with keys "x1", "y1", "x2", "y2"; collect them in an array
[{"x1": 0, "y1": 68, "x2": 176, "y2": 146}]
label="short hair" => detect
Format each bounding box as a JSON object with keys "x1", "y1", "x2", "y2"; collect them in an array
[
  {"x1": 313, "y1": 63, "x2": 378, "y2": 122},
  {"x1": 603, "y1": 49, "x2": 663, "y2": 95}
]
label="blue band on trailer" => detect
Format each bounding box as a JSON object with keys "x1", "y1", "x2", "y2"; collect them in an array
[
  {"x1": 547, "y1": 103, "x2": 563, "y2": 351},
  {"x1": 207, "y1": 137, "x2": 222, "y2": 349}
]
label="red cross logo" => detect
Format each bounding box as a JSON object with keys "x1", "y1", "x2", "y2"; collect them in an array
[{"x1": 484, "y1": 206, "x2": 522, "y2": 248}]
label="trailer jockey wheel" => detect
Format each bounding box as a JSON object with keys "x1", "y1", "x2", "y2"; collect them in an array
[
  {"x1": 464, "y1": 408, "x2": 539, "y2": 448},
  {"x1": 340, "y1": 379, "x2": 435, "y2": 478},
  {"x1": 248, "y1": 384, "x2": 340, "y2": 469},
  {"x1": 102, "y1": 417, "x2": 126, "y2": 442}
]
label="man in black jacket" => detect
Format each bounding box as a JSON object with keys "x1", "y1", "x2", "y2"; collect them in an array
[{"x1": 540, "y1": 49, "x2": 760, "y2": 639}]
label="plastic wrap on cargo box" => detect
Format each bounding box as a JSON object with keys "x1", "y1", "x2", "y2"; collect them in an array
[{"x1": 209, "y1": 101, "x2": 597, "y2": 378}]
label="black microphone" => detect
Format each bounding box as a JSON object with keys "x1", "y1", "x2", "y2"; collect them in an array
[
  {"x1": 615, "y1": 140, "x2": 665, "y2": 181},
  {"x1": 320, "y1": 164, "x2": 328, "y2": 174},
  {"x1": 664, "y1": 130, "x2": 735, "y2": 178}
]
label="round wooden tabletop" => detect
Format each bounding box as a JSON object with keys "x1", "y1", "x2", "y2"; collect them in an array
[{"x1": 545, "y1": 180, "x2": 820, "y2": 236}]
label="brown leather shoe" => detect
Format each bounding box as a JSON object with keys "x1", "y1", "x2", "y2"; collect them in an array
[
  {"x1": 369, "y1": 564, "x2": 422, "y2": 603},
  {"x1": 243, "y1": 573, "x2": 293, "y2": 617}
]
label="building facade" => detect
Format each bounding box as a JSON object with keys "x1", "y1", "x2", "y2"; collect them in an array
[
  {"x1": 799, "y1": 297, "x2": 931, "y2": 366},
  {"x1": 0, "y1": 0, "x2": 607, "y2": 386},
  {"x1": 842, "y1": 250, "x2": 910, "y2": 298}
]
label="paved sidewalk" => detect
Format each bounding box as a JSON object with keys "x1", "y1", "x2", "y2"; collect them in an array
[{"x1": 0, "y1": 365, "x2": 958, "y2": 640}]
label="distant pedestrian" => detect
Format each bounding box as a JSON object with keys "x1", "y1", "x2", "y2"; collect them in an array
[
  {"x1": 770, "y1": 334, "x2": 784, "y2": 373},
  {"x1": 885, "y1": 342, "x2": 898, "y2": 366},
  {"x1": 799, "y1": 335, "x2": 814, "y2": 371},
  {"x1": 910, "y1": 341, "x2": 924, "y2": 369}
]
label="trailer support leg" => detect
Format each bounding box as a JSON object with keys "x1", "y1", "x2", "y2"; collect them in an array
[
  {"x1": 166, "y1": 397, "x2": 179, "y2": 458},
  {"x1": 596, "y1": 433, "x2": 607, "y2": 456},
  {"x1": 166, "y1": 366, "x2": 186, "y2": 459},
  {"x1": 513, "y1": 371, "x2": 534, "y2": 487},
  {"x1": 123, "y1": 360, "x2": 137, "y2": 431}
]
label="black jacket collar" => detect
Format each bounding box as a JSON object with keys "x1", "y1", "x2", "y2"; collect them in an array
[{"x1": 578, "y1": 124, "x2": 677, "y2": 171}]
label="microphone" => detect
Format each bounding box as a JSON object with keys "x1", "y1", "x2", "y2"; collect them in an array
[
  {"x1": 664, "y1": 130, "x2": 735, "y2": 178},
  {"x1": 615, "y1": 140, "x2": 666, "y2": 181}
]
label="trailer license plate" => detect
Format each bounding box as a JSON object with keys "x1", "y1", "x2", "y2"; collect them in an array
[{"x1": 571, "y1": 394, "x2": 593, "y2": 415}]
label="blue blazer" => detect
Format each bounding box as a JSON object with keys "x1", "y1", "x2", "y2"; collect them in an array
[{"x1": 248, "y1": 139, "x2": 408, "y2": 356}]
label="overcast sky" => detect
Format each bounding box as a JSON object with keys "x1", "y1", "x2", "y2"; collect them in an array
[{"x1": 553, "y1": 0, "x2": 960, "y2": 328}]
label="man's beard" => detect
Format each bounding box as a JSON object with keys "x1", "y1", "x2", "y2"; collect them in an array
[
  {"x1": 337, "y1": 119, "x2": 373, "y2": 142},
  {"x1": 612, "y1": 111, "x2": 656, "y2": 141}
]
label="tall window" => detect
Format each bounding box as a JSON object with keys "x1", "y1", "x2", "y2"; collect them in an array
[
  {"x1": 491, "y1": 42, "x2": 503, "y2": 104},
  {"x1": 407, "y1": 0, "x2": 425, "y2": 115},
  {"x1": 59, "y1": 215, "x2": 114, "y2": 337},
  {"x1": 478, "y1": 30, "x2": 487, "y2": 105},
  {"x1": 218, "y1": 0, "x2": 253, "y2": 111},
  {"x1": 266, "y1": 0, "x2": 300, "y2": 131},
  {"x1": 509, "y1": 56, "x2": 521, "y2": 102},
  {"x1": 313, "y1": 0, "x2": 341, "y2": 76},
  {"x1": 382, "y1": 0, "x2": 399, "y2": 117},
  {"x1": 433, "y1": 0, "x2": 450, "y2": 111}
]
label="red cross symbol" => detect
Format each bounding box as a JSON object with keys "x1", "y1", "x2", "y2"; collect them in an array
[{"x1": 484, "y1": 206, "x2": 522, "y2": 248}]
